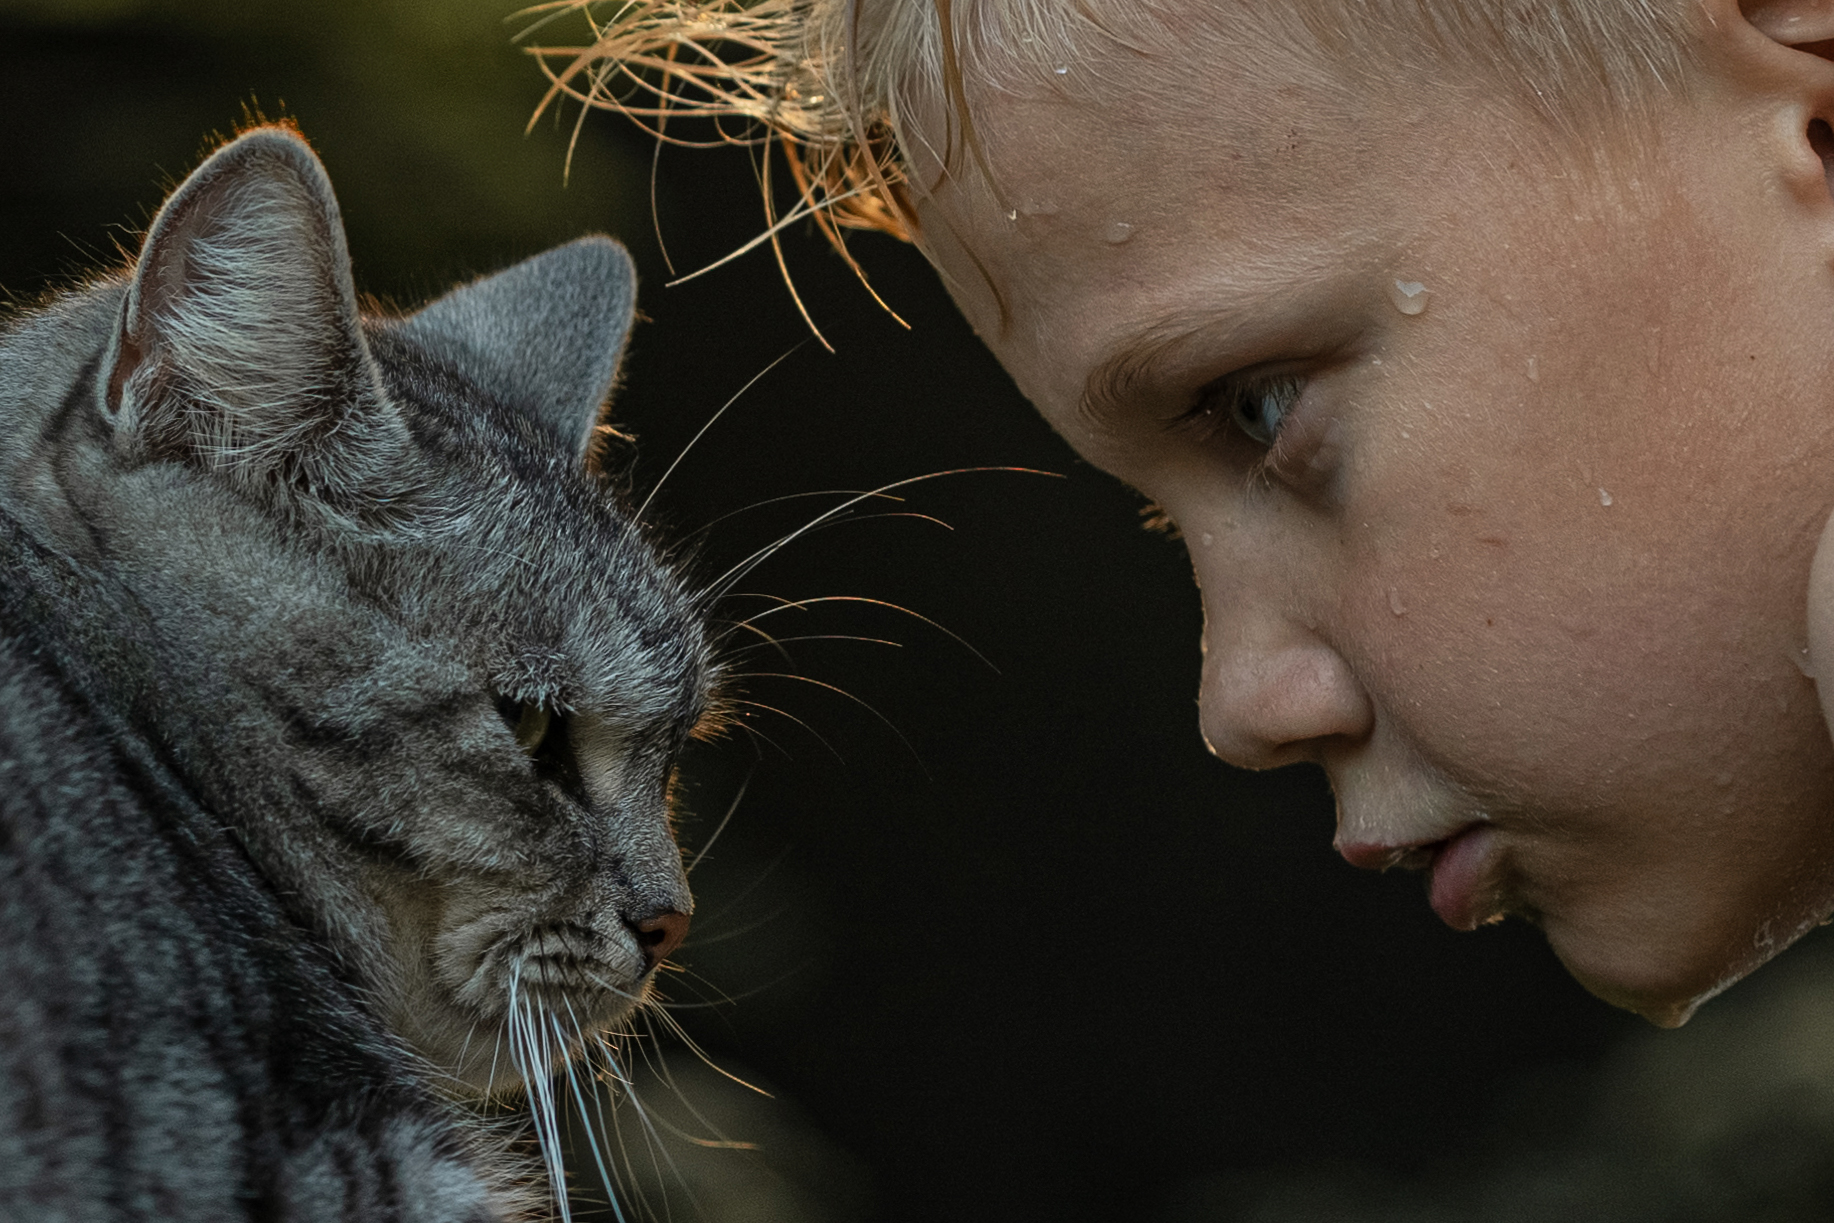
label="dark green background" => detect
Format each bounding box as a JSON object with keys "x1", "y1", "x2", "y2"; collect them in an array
[{"x1": 3, "y1": 2, "x2": 1736, "y2": 1218}]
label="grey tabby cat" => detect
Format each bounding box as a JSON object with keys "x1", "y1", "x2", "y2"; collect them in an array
[{"x1": 0, "y1": 125, "x2": 716, "y2": 1220}]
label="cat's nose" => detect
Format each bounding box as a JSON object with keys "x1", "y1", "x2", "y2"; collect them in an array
[{"x1": 632, "y1": 911, "x2": 690, "y2": 970}]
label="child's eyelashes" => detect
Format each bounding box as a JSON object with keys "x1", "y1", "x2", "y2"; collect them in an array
[{"x1": 1176, "y1": 372, "x2": 1305, "y2": 448}]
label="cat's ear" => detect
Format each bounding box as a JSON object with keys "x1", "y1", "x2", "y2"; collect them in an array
[
  {"x1": 397, "y1": 237, "x2": 637, "y2": 465},
  {"x1": 103, "y1": 126, "x2": 400, "y2": 497}
]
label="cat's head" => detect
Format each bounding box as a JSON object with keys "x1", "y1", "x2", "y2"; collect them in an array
[{"x1": 91, "y1": 125, "x2": 718, "y2": 1095}]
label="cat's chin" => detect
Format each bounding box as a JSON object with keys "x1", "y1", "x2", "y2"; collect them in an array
[{"x1": 365, "y1": 892, "x2": 658, "y2": 1099}]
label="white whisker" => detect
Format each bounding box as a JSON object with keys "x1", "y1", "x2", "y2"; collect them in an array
[{"x1": 636, "y1": 345, "x2": 803, "y2": 523}]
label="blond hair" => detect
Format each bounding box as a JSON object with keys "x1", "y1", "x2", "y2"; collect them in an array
[{"x1": 520, "y1": 0, "x2": 1698, "y2": 262}]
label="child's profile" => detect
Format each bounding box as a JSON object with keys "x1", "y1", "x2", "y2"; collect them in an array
[{"x1": 556, "y1": 0, "x2": 1834, "y2": 1029}]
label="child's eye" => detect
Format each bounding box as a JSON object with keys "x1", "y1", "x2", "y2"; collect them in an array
[{"x1": 1204, "y1": 374, "x2": 1303, "y2": 447}]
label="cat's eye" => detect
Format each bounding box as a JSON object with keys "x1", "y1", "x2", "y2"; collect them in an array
[
  {"x1": 495, "y1": 695, "x2": 553, "y2": 756},
  {"x1": 1192, "y1": 374, "x2": 1303, "y2": 448}
]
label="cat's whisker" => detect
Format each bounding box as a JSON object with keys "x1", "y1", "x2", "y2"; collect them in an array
[
  {"x1": 732, "y1": 670, "x2": 923, "y2": 769},
  {"x1": 678, "y1": 489, "x2": 901, "y2": 550},
  {"x1": 636, "y1": 344, "x2": 804, "y2": 523},
  {"x1": 726, "y1": 631, "x2": 904, "y2": 656},
  {"x1": 721, "y1": 617, "x2": 797, "y2": 664},
  {"x1": 576, "y1": 1029, "x2": 634, "y2": 1223},
  {"x1": 587, "y1": 1039, "x2": 655, "y2": 1223},
  {"x1": 621, "y1": 1018, "x2": 759, "y2": 1156},
  {"x1": 554, "y1": 1005, "x2": 628, "y2": 1223},
  {"x1": 721, "y1": 713, "x2": 793, "y2": 762},
  {"x1": 696, "y1": 466, "x2": 1056, "y2": 604},
  {"x1": 575, "y1": 963, "x2": 738, "y2": 1009},
  {"x1": 685, "y1": 764, "x2": 751, "y2": 875},
  {"x1": 691, "y1": 846, "x2": 789, "y2": 933},
  {"x1": 455, "y1": 1019, "x2": 481, "y2": 1081},
  {"x1": 670, "y1": 905, "x2": 789, "y2": 949},
  {"x1": 516, "y1": 996, "x2": 572, "y2": 1223},
  {"x1": 722, "y1": 697, "x2": 845, "y2": 762},
  {"x1": 709, "y1": 506, "x2": 957, "y2": 597},
  {"x1": 643, "y1": 1006, "x2": 772, "y2": 1100},
  {"x1": 600, "y1": 1041, "x2": 705, "y2": 1222},
  {"x1": 722, "y1": 594, "x2": 996, "y2": 672}
]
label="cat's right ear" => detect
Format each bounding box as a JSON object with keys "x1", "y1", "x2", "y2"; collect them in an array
[
  {"x1": 101, "y1": 126, "x2": 403, "y2": 500},
  {"x1": 397, "y1": 237, "x2": 637, "y2": 468}
]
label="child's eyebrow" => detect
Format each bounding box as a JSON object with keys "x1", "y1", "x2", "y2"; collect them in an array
[{"x1": 1077, "y1": 314, "x2": 1214, "y2": 431}]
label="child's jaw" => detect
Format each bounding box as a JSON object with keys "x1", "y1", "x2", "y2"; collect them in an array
[{"x1": 911, "y1": 36, "x2": 1834, "y2": 1023}]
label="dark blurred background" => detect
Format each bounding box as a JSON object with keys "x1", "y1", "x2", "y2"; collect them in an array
[{"x1": 9, "y1": 3, "x2": 1834, "y2": 1220}]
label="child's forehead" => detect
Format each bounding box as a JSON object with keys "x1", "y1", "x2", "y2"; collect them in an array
[
  {"x1": 913, "y1": 28, "x2": 1364, "y2": 186},
  {"x1": 908, "y1": 51, "x2": 1422, "y2": 351}
]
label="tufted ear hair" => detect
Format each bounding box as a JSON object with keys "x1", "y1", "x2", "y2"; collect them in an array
[
  {"x1": 103, "y1": 125, "x2": 402, "y2": 499},
  {"x1": 396, "y1": 237, "x2": 637, "y2": 466}
]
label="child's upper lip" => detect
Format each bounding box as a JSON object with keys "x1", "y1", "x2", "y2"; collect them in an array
[{"x1": 1335, "y1": 827, "x2": 1473, "y2": 873}]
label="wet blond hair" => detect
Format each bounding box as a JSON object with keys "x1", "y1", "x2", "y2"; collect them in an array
[{"x1": 521, "y1": 0, "x2": 1698, "y2": 281}]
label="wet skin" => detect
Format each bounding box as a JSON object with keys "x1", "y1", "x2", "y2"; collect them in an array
[{"x1": 910, "y1": 3, "x2": 1834, "y2": 1024}]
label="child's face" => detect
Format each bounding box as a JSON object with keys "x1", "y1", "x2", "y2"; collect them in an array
[{"x1": 912, "y1": 36, "x2": 1834, "y2": 1024}]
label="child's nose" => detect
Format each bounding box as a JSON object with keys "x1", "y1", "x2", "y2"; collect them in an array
[{"x1": 1199, "y1": 620, "x2": 1372, "y2": 770}]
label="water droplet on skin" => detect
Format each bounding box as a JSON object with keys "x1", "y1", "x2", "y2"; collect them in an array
[
  {"x1": 1388, "y1": 587, "x2": 1407, "y2": 616},
  {"x1": 1598, "y1": 487, "x2": 1613, "y2": 507},
  {"x1": 1101, "y1": 220, "x2": 1135, "y2": 244},
  {"x1": 1005, "y1": 209, "x2": 1018, "y2": 222},
  {"x1": 1053, "y1": 64, "x2": 1069, "y2": 75},
  {"x1": 1795, "y1": 645, "x2": 1816, "y2": 679},
  {"x1": 1019, "y1": 200, "x2": 1059, "y2": 216},
  {"x1": 1200, "y1": 532, "x2": 1214, "y2": 547},
  {"x1": 1390, "y1": 279, "x2": 1429, "y2": 315},
  {"x1": 1526, "y1": 356, "x2": 1539, "y2": 382}
]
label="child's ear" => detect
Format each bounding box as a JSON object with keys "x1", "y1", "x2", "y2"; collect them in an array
[
  {"x1": 1731, "y1": 1, "x2": 1834, "y2": 199},
  {"x1": 1741, "y1": 0, "x2": 1834, "y2": 60}
]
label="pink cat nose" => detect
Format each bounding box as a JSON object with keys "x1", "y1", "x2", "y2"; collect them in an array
[{"x1": 633, "y1": 911, "x2": 690, "y2": 970}]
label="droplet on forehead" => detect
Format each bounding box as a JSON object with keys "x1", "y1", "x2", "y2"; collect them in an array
[
  {"x1": 1389, "y1": 279, "x2": 1430, "y2": 316},
  {"x1": 1526, "y1": 355, "x2": 1539, "y2": 382},
  {"x1": 1597, "y1": 487, "x2": 1613, "y2": 507},
  {"x1": 1388, "y1": 587, "x2": 1407, "y2": 616},
  {"x1": 1053, "y1": 64, "x2": 1069, "y2": 75},
  {"x1": 1101, "y1": 221, "x2": 1135, "y2": 244}
]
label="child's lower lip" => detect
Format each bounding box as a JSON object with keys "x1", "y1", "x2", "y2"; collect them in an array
[{"x1": 1428, "y1": 825, "x2": 1502, "y2": 932}]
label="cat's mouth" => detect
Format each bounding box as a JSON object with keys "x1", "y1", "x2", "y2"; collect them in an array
[
  {"x1": 511, "y1": 924, "x2": 643, "y2": 1003},
  {"x1": 451, "y1": 919, "x2": 650, "y2": 1022},
  {"x1": 405, "y1": 909, "x2": 656, "y2": 1095}
]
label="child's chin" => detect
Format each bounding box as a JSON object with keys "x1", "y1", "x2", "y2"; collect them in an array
[{"x1": 1545, "y1": 919, "x2": 1770, "y2": 1029}]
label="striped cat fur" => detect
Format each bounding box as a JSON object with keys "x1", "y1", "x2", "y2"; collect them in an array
[{"x1": 0, "y1": 125, "x2": 715, "y2": 1221}]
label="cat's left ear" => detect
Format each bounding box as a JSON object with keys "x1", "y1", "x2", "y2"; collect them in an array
[
  {"x1": 103, "y1": 125, "x2": 403, "y2": 499},
  {"x1": 398, "y1": 237, "x2": 637, "y2": 466}
]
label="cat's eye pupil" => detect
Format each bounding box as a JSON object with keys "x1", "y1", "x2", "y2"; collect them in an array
[
  {"x1": 493, "y1": 694, "x2": 553, "y2": 756},
  {"x1": 494, "y1": 694, "x2": 521, "y2": 730}
]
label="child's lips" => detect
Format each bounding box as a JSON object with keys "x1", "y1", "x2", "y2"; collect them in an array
[
  {"x1": 1337, "y1": 824, "x2": 1505, "y2": 932},
  {"x1": 1426, "y1": 825, "x2": 1503, "y2": 932}
]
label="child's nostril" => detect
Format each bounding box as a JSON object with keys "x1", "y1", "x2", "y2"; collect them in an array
[{"x1": 631, "y1": 911, "x2": 690, "y2": 970}]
